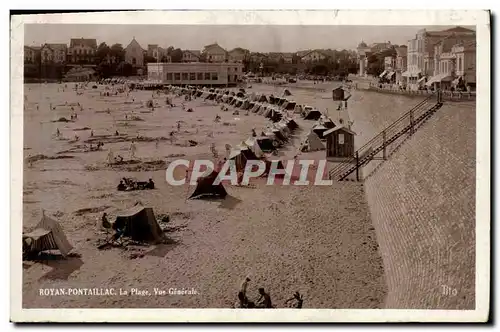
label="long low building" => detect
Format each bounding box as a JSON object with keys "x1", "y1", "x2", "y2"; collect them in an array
[{"x1": 147, "y1": 62, "x2": 244, "y2": 86}]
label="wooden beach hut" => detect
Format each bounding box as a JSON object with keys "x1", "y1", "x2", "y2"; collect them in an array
[{"x1": 323, "y1": 126, "x2": 356, "y2": 159}]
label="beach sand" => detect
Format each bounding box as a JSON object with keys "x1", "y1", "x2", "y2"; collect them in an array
[{"x1": 22, "y1": 81, "x2": 386, "y2": 308}]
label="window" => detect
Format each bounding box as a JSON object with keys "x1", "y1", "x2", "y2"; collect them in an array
[
  {"x1": 458, "y1": 57, "x2": 462, "y2": 71},
  {"x1": 167, "y1": 73, "x2": 173, "y2": 80},
  {"x1": 212, "y1": 73, "x2": 218, "y2": 80},
  {"x1": 197, "y1": 73, "x2": 203, "y2": 80},
  {"x1": 339, "y1": 133, "x2": 345, "y2": 145},
  {"x1": 182, "y1": 73, "x2": 189, "y2": 80},
  {"x1": 174, "y1": 73, "x2": 181, "y2": 81},
  {"x1": 205, "y1": 73, "x2": 211, "y2": 80},
  {"x1": 132, "y1": 58, "x2": 136, "y2": 65},
  {"x1": 190, "y1": 73, "x2": 196, "y2": 80}
]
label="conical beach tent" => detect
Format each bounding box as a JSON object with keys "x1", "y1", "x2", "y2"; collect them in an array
[
  {"x1": 301, "y1": 131, "x2": 325, "y2": 152},
  {"x1": 114, "y1": 206, "x2": 164, "y2": 243},
  {"x1": 189, "y1": 171, "x2": 228, "y2": 199},
  {"x1": 23, "y1": 213, "x2": 73, "y2": 256}
]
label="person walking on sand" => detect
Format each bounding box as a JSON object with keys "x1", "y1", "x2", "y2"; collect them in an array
[
  {"x1": 129, "y1": 141, "x2": 137, "y2": 159},
  {"x1": 155, "y1": 138, "x2": 159, "y2": 149},
  {"x1": 56, "y1": 128, "x2": 60, "y2": 137}
]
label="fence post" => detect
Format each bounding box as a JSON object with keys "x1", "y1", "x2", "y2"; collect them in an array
[
  {"x1": 356, "y1": 151, "x2": 360, "y2": 181},
  {"x1": 409, "y1": 108, "x2": 414, "y2": 136},
  {"x1": 383, "y1": 130, "x2": 387, "y2": 160}
]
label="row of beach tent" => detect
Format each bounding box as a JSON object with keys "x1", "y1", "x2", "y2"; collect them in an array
[{"x1": 168, "y1": 85, "x2": 300, "y2": 173}]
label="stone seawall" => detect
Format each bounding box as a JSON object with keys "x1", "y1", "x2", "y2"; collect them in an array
[{"x1": 362, "y1": 103, "x2": 476, "y2": 309}]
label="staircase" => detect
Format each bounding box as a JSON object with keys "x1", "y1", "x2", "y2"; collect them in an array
[{"x1": 329, "y1": 93, "x2": 444, "y2": 181}]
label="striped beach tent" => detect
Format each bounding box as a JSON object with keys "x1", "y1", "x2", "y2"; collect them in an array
[{"x1": 23, "y1": 213, "x2": 73, "y2": 256}]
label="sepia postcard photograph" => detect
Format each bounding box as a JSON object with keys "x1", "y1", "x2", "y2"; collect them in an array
[{"x1": 9, "y1": 9, "x2": 490, "y2": 323}]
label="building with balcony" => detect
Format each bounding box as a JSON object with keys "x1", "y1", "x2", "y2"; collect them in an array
[
  {"x1": 68, "y1": 38, "x2": 97, "y2": 64},
  {"x1": 40, "y1": 43, "x2": 67, "y2": 64},
  {"x1": 403, "y1": 26, "x2": 475, "y2": 90},
  {"x1": 125, "y1": 38, "x2": 145, "y2": 67},
  {"x1": 147, "y1": 44, "x2": 159, "y2": 58},
  {"x1": 202, "y1": 43, "x2": 227, "y2": 63},
  {"x1": 425, "y1": 33, "x2": 476, "y2": 91},
  {"x1": 394, "y1": 46, "x2": 408, "y2": 85},
  {"x1": 379, "y1": 56, "x2": 396, "y2": 82},
  {"x1": 147, "y1": 62, "x2": 244, "y2": 86},
  {"x1": 356, "y1": 41, "x2": 392, "y2": 77},
  {"x1": 452, "y1": 40, "x2": 476, "y2": 90},
  {"x1": 300, "y1": 50, "x2": 329, "y2": 63},
  {"x1": 182, "y1": 50, "x2": 201, "y2": 62},
  {"x1": 24, "y1": 46, "x2": 40, "y2": 64},
  {"x1": 227, "y1": 48, "x2": 248, "y2": 63}
]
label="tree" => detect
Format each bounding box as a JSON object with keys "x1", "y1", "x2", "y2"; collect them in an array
[
  {"x1": 170, "y1": 48, "x2": 183, "y2": 63},
  {"x1": 166, "y1": 46, "x2": 174, "y2": 55},
  {"x1": 144, "y1": 55, "x2": 157, "y2": 64},
  {"x1": 96, "y1": 42, "x2": 110, "y2": 64},
  {"x1": 96, "y1": 61, "x2": 114, "y2": 78},
  {"x1": 117, "y1": 62, "x2": 134, "y2": 77},
  {"x1": 110, "y1": 44, "x2": 125, "y2": 63}
]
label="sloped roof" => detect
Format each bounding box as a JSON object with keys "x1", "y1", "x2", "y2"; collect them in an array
[
  {"x1": 183, "y1": 50, "x2": 201, "y2": 57},
  {"x1": 126, "y1": 38, "x2": 143, "y2": 50},
  {"x1": 301, "y1": 49, "x2": 330, "y2": 58},
  {"x1": 204, "y1": 43, "x2": 226, "y2": 52},
  {"x1": 296, "y1": 50, "x2": 311, "y2": 57},
  {"x1": 323, "y1": 126, "x2": 357, "y2": 137},
  {"x1": 70, "y1": 38, "x2": 97, "y2": 49},
  {"x1": 42, "y1": 43, "x2": 67, "y2": 52},
  {"x1": 445, "y1": 26, "x2": 475, "y2": 33},
  {"x1": 228, "y1": 48, "x2": 249, "y2": 55}
]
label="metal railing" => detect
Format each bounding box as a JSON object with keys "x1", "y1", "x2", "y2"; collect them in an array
[{"x1": 329, "y1": 92, "x2": 443, "y2": 181}]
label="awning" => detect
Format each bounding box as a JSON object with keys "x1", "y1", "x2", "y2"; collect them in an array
[
  {"x1": 379, "y1": 70, "x2": 388, "y2": 78},
  {"x1": 452, "y1": 78, "x2": 460, "y2": 85},
  {"x1": 386, "y1": 71, "x2": 395, "y2": 79},
  {"x1": 417, "y1": 76, "x2": 426, "y2": 84},
  {"x1": 425, "y1": 73, "x2": 453, "y2": 86},
  {"x1": 401, "y1": 71, "x2": 410, "y2": 77}
]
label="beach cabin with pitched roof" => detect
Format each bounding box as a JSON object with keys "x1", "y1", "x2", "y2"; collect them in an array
[{"x1": 323, "y1": 126, "x2": 356, "y2": 159}]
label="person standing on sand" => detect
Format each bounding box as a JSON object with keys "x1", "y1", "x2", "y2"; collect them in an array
[
  {"x1": 129, "y1": 141, "x2": 137, "y2": 159},
  {"x1": 105, "y1": 149, "x2": 114, "y2": 165},
  {"x1": 155, "y1": 138, "x2": 159, "y2": 149},
  {"x1": 238, "y1": 277, "x2": 251, "y2": 306}
]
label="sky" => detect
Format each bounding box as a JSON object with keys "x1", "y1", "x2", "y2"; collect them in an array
[{"x1": 24, "y1": 24, "x2": 473, "y2": 52}]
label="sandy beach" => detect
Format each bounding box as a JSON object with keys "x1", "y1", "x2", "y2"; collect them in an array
[{"x1": 22, "y1": 81, "x2": 388, "y2": 308}]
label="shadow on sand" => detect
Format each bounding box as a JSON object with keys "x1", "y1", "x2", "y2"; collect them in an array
[
  {"x1": 201, "y1": 194, "x2": 242, "y2": 210},
  {"x1": 35, "y1": 252, "x2": 84, "y2": 281},
  {"x1": 146, "y1": 237, "x2": 180, "y2": 258}
]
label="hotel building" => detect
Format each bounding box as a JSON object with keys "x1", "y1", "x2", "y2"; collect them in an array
[{"x1": 147, "y1": 62, "x2": 244, "y2": 86}]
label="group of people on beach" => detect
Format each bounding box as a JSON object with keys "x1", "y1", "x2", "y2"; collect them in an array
[
  {"x1": 117, "y1": 177, "x2": 155, "y2": 191},
  {"x1": 237, "y1": 277, "x2": 304, "y2": 309}
]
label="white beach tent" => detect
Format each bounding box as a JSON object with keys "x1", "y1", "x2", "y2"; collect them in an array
[
  {"x1": 301, "y1": 131, "x2": 325, "y2": 152},
  {"x1": 244, "y1": 137, "x2": 264, "y2": 158}
]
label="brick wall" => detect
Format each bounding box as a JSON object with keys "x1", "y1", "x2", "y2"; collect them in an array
[{"x1": 363, "y1": 103, "x2": 476, "y2": 309}]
